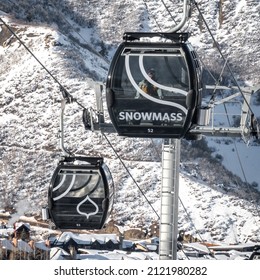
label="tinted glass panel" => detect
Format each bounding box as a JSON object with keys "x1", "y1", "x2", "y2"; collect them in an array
[
  {"x1": 113, "y1": 48, "x2": 190, "y2": 100},
  {"x1": 52, "y1": 169, "x2": 105, "y2": 200}
]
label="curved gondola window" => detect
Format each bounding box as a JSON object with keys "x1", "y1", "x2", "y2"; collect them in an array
[
  {"x1": 52, "y1": 169, "x2": 105, "y2": 201},
  {"x1": 102, "y1": 164, "x2": 114, "y2": 194},
  {"x1": 102, "y1": 164, "x2": 114, "y2": 212},
  {"x1": 113, "y1": 47, "x2": 190, "y2": 101}
]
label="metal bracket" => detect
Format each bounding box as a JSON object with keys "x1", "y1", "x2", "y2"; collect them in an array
[
  {"x1": 123, "y1": 32, "x2": 189, "y2": 42},
  {"x1": 190, "y1": 86, "x2": 259, "y2": 141},
  {"x1": 92, "y1": 83, "x2": 259, "y2": 141},
  {"x1": 168, "y1": 0, "x2": 192, "y2": 33},
  {"x1": 59, "y1": 99, "x2": 73, "y2": 157}
]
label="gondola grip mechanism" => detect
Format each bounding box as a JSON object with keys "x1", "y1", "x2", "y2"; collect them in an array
[
  {"x1": 168, "y1": 0, "x2": 192, "y2": 33},
  {"x1": 59, "y1": 99, "x2": 73, "y2": 157}
]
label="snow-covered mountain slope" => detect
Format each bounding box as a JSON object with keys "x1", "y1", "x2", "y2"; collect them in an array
[{"x1": 0, "y1": 0, "x2": 260, "y2": 244}]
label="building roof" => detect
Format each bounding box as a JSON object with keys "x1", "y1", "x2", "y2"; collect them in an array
[{"x1": 0, "y1": 239, "x2": 15, "y2": 251}]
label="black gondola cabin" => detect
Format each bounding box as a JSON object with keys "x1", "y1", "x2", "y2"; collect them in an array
[
  {"x1": 106, "y1": 32, "x2": 202, "y2": 139},
  {"x1": 48, "y1": 157, "x2": 114, "y2": 230}
]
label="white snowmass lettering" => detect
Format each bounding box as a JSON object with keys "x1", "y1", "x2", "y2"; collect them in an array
[{"x1": 118, "y1": 112, "x2": 183, "y2": 122}]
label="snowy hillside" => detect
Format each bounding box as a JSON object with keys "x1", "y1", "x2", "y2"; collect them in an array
[{"x1": 0, "y1": 0, "x2": 260, "y2": 245}]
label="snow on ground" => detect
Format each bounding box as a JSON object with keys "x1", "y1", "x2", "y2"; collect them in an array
[{"x1": 0, "y1": 1, "x2": 260, "y2": 257}]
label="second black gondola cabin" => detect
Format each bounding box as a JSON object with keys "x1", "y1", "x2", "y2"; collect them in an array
[
  {"x1": 48, "y1": 157, "x2": 114, "y2": 230},
  {"x1": 106, "y1": 32, "x2": 202, "y2": 139}
]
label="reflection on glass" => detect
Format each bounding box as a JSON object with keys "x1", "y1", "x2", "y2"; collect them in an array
[
  {"x1": 53, "y1": 170, "x2": 104, "y2": 200},
  {"x1": 114, "y1": 50, "x2": 190, "y2": 101}
]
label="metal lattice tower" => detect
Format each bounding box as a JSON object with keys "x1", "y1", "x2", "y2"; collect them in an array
[{"x1": 159, "y1": 139, "x2": 180, "y2": 260}]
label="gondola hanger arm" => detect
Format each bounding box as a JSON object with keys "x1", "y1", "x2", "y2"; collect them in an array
[
  {"x1": 168, "y1": 0, "x2": 192, "y2": 33},
  {"x1": 59, "y1": 99, "x2": 73, "y2": 157}
]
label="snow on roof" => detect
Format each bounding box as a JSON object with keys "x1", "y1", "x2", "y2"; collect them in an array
[
  {"x1": 78, "y1": 254, "x2": 110, "y2": 260},
  {"x1": 122, "y1": 239, "x2": 134, "y2": 249},
  {"x1": 56, "y1": 232, "x2": 119, "y2": 245},
  {"x1": 34, "y1": 241, "x2": 51, "y2": 251},
  {"x1": 183, "y1": 242, "x2": 211, "y2": 254},
  {"x1": 146, "y1": 244, "x2": 157, "y2": 251},
  {"x1": 16, "y1": 240, "x2": 33, "y2": 253},
  {"x1": 0, "y1": 228, "x2": 13, "y2": 237},
  {"x1": 50, "y1": 247, "x2": 70, "y2": 260},
  {"x1": 15, "y1": 222, "x2": 30, "y2": 231},
  {"x1": 208, "y1": 243, "x2": 260, "y2": 251},
  {"x1": 76, "y1": 250, "x2": 159, "y2": 260},
  {"x1": 0, "y1": 239, "x2": 16, "y2": 251}
]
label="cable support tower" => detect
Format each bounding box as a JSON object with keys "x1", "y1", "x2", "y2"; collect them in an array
[
  {"x1": 142, "y1": 0, "x2": 214, "y2": 247},
  {"x1": 148, "y1": 138, "x2": 214, "y2": 256}
]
